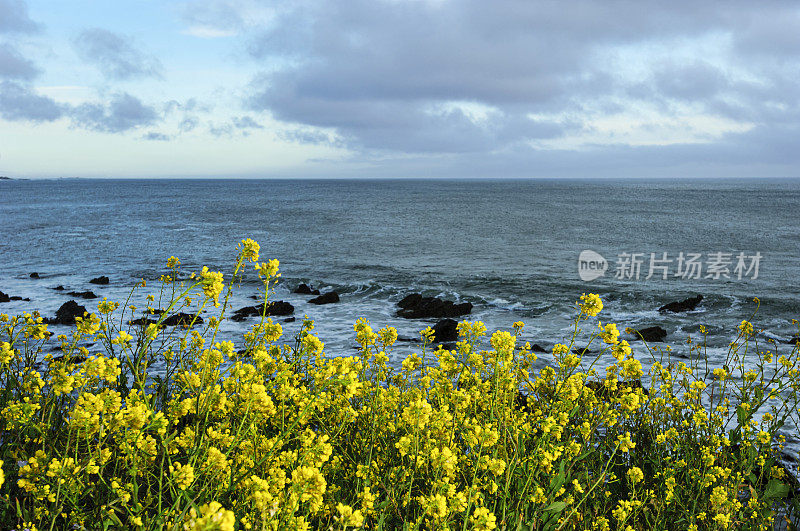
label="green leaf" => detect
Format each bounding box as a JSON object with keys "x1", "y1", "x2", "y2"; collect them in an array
[
  {"x1": 737, "y1": 405, "x2": 749, "y2": 426},
  {"x1": 764, "y1": 479, "x2": 791, "y2": 500},
  {"x1": 549, "y1": 460, "x2": 566, "y2": 492},
  {"x1": 543, "y1": 501, "x2": 567, "y2": 513}
]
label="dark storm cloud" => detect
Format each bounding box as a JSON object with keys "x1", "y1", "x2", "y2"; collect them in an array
[
  {"x1": 242, "y1": 0, "x2": 800, "y2": 169},
  {"x1": 0, "y1": 44, "x2": 39, "y2": 79},
  {"x1": 0, "y1": 80, "x2": 63, "y2": 121},
  {"x1": 0, "y1": 0, "x2": 38, "y2": 33},
  {"x1": 71, "y1": 92, "x2": 159, "y2": 132},
  {"x1": 74, "y1": 28, "x2": 162, "y2": 80}
]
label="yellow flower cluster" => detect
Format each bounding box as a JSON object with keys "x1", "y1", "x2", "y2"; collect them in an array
[{"x1": 0, "y1": 241, "x2": 796, "y2": 530}]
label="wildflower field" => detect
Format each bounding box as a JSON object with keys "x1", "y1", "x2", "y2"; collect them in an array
[{"x1": 1, "y1": 239, "x2": 798, "y2": 530}]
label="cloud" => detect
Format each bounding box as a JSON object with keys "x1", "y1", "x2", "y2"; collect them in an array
[
  {"x1": 179, "y1": 0, "x2": 275, "y2": 38},
  {"x1": 71, "y1": 92, "x2": 159, "y2": 132},
  {"x1": 179, "y1": 116, "x2": 199, "y2": 132},
  {"x1": 208, "y1": 115, "x2": 264, "y2": 137},
  {"x1": 241, "y1": 0, "x2": 800, "y2": 168},
  {"x1": 74, "y1": 28, "x2": 162, "y2": 80},
  {"x1": 181, "y1": 1, "x2": 245, "y2": 35},
  {"x1": 142, "y1": 131, "x2": 171, "y2": 141},
  {"x1": 0, "y1": 0, "x2": 38, "y2": 33},
  {"x1": 208, "y1": 122, "x2": 233, "y2": 137},
  {"x1": 0, "y1": 43, "x2": 39, "y2": 79},
  {"x1": 232, "y1": 115, "x2": 262, "y2": 129},
  {"x1": 182, "y1": 26, "x2": 238, "y2": 38},
  {"x1": 278, "y1": 127, "x2": 340, "y2": 147},
  {"x1": 0, "y1": 80, "x2": 63, "y2": 121}
]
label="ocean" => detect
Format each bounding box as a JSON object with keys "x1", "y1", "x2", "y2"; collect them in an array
[{"x1": 1, "y1": 177, "x2": 799, "y2": 436}]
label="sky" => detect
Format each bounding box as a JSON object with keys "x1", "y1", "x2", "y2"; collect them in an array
[{"x1": 1, "y1": 0, "x2": 799, "y2": 179}]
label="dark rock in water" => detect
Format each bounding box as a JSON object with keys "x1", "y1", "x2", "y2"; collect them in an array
[
  {"x1": 29, "y1": 272, "x2": 39, "y2": 279},
  {"x1": 293, "y1": 283, "x2": 320, "y2": 295},
  {"x1": 572, "y1": 346, "x2": 594, "y2": 355},
  {"x1": 53, "y1": 285, "x2": 65, "y2": 291},
  {"x1": 67, "y1": 290, "x2": 97, "y2": 299},
  {"x1": 129, "y1": 317, "x2": 157, "y2": 326},
  {"x1": 231, "y1": 306, "x2": 261, "y2": 322},
  {"x1": 629, "y1": 326, "x2": 667, "y2": 342},
  {"x1": 267, "y1": 301, "x2": 296, "y2": 315},
  {"x1": 396, "y1": 336, "x2": 420, "y2": 343},
  {"x1": 52, "y1": 354, "x2": 88, "y2": 364},
  {"x1": 396, "y1": 293, "x2": 472, "y2": 319},
  {"x1": 398, "y1": 294, "x2": 423, "y2": 309},
  {"x1": 531, "y1": 343, "x2": 548, "y2": 353},
  {"x1": 439, "y1": 342, "x2": 458, "y2": 351},
  {"x1": 284, "y1": 317, "x2": 296, "y2": 323},
  {"x1": 785, "y1": 336, "x2": 800, "y2": 346},
  {"x1": 231, "y1": 301, "x2": 295, "y2": 321},
  {"x1": 432, "y1": 318, "x2": 459, "y2": 342},
  {"x1": 309, "y1": 291, "x2": 339, "y2": 305},
  {"x1": 10, "y1": 296, "x2": 29, "y2": 301},
  {"x1": 89, "y1": 276, "x2": 110, "y2": 285},
  {"x1": 659, "y1": 294, "x2": 703, "y2": 313},
  {"x1": 162, "y1": 313, "x2": 202, "y2": 327},
  {"x1": 47, "y1": 300, "x2": 88, "y2": 325},
  {"x1": 0, "y1": 291, "x2": 9, "y2": 303}
]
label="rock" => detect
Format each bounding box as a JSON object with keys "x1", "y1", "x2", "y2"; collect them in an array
[
  {"x1": 29, "y1": 272, "x2": 39, "y2": 279},
  {"x1": 267, "y1": 301, "x2": 296, "y2": 315},
  {"x1": 432, "y1": 318, "x2": 459, "y2": 342},
  {"x1": 51, "y1": 354, "x2": 88, "y2": 364},
  {"x1": 284, "y1": 317, "x2": 296, "y2": 323},
  {"x1": 53, "y1": 285, "x2": 65, "y2": 291},
  {"x1": 396, "y1": 293, "x2": 472, "y2": 319},
  {"x1": 785, "y1": 336, "x2": 800, "y2": 346},
  {"x1": 231, "y1": 301, "x2": 295, "y2": 321},
  {"x1": 129, "y1": 317, "x2": 157, "y2": 326},
  {"x1": 398, "y1": 294, "x2": 423, "y2": 309},
  {"x1": 439, "y1": 342, "x2": 458, "y2": 351},
  {"x1": 47, "y1": 300, "x2": 88, "y2": 325},
  {"x1": 293, "y1": 283, "x2": 320, "y2": 295},
  {"x1": 9, "y1": 296, "x2": 29, "y2": 301},
  {"x1": 629, "y1": 326, "x2": 667, "y2": 342},
  {"x1": 0, "y1": 291, "x2": 9, "y2": 303},
  {"x1": 531, "y1": 343, "x2": 548, "y2": 353},
  {"x1": 658, "y1": 294, "x2": 703, "y2": 313},
  {"x1": 572, "y1": 346, "x2": 594, "y2": 355},
  {"x1": 67, "y1": 290, "x2": 97, "y2": 299},
  {"x1": 89, "y1": 276, "x2": 109, "y2": 285},
  {"x1": 309, "y1": 291, "x2": 340, "y2": 305},
  {"x1": 162, "y1": 313, "x2": 203, "y2": 327}
]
